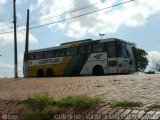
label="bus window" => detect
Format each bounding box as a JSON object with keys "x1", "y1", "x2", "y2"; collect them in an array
[
  {"x1": 66, "y1": 47, "x2": 77, "y2": 56},
  {"x1": 29, "y1": 53, "x2": 34, "y2": 60},
  {"x1": 126, "y1": 44, "x2": 134, "y2": 59},
  {"x1": 107, "y1": 42, "x2": 116, "y2": 58},
  {"x1": 92, "y1": 43, "x2": 104, "y2": 52},
  {"x1": 55, "y1": 49, "x2": 65, "y2": 57},
  {"x1": 35, "y1": 52, "x2": 43, "y2": 59},
  {"x1": 44, "y1": 50, "x2": 54, "y2": 58},
  {"x1": 118, "y1": 42, "x2": 129, "y2": 58},
  {"x1": 79, "y1": 45, "x2": 91, "y2": 54}
]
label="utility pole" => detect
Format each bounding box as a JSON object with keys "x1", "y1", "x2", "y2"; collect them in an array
[
  {"x1": 25, "y1": 9, "x2": 29, "y2": 53},
  {"x1": 24, "y1": 9, "x2": 29, "y2": 78},
  {"x1": 13, "y1": 0, "x2": 18, "y2": 78}
]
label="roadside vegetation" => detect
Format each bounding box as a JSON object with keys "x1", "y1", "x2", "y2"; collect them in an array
[
  {"x1": 131, "y1": 44, "x2": 149, "y2": 72},
  {"x1": 145, "y1": 70, "x2": 155, "y2": 74},
  {"x1": 147, "y1": 103, "x2": 160, "y2": 111},
  {"x1": 57, "y1": 95, "x2": 105, "y2": 108},
  {"x1": 18, "y1": 93, "x2": 104, "y2": 120},
  {"x1": 17, "y1": 93, "x2": 145, "y2": 120}
]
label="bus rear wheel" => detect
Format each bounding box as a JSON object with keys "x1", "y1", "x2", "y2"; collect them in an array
[
  {"x1": 92, "y1": 65, "x2": 104, "y2": 75},
  {"x1": 46, "y1": 68, "x2": 54, "y2": 77},
  {"x1": 37, "y1": 69, "x2": 45, "y2": 77}
]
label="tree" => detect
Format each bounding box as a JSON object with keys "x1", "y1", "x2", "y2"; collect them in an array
[
  {"x1": 152, "y1": 60, "x2": 160, "y2": 72},
  {"x1": 132, "y1": 46, "x2": 149, "y2": 72}
]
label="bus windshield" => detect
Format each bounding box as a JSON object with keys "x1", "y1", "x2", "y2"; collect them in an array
[{"x1": 117, "y1": 42, "x2": 133, "y2": 59}]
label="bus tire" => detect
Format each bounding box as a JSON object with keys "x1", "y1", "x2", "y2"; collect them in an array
[
  {"x1": 92, "y1": 65, "x2": 104, "y2": 75},
  {"x1": 37, "y1": 69, "x2": 45, "y2": 77},
  {"x1": 46, "y1": 68, "x2": 54, "y2": 77}
]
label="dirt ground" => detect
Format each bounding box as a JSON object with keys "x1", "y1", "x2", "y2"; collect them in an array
[{"x1": 0, "y1": 74, "x2": 160, "y2": 106}]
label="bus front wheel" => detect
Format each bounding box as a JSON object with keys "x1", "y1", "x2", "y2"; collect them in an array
[{"x1": 92, "y1": 65, "x2": 104, "y2": 75}]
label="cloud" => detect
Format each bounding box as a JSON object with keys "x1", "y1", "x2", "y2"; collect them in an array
[
  {"x1": 0, "y1": 0, "x2": 7, "y2": 5},
  {"x1": 0, "y1": 0, "x2": 7, "y2": 16},
  {"x1": 31, "y1": 0, "x2": 160, "y2": 38},
  {"x1": 0, "y1": 63, "x2": 13, "y2": 78},
  {"x1": 0, "y1": 53, "x2": 24, "y2": 78},
  {"x1": 0, "y1": 23, "x2": 38, "y2": 46},
  {"x1": 146, "y1": 51, "x2": 160, "y2": 71}
]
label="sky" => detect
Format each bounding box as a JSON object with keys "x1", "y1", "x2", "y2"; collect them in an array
[{"x1": 0, "y1": 0, "x2": 160, "y2": 77}]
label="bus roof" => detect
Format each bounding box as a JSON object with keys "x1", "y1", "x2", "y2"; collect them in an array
[{"x1": 28, "y1": 38, "x2": 129, "y2": 53}]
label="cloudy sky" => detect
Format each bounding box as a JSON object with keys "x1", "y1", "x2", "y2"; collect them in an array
[{"x1": 0, "y1": 0, "x2": 160, "y2": 77}]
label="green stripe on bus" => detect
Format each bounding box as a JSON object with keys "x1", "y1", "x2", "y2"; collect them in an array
[{"x1": 63, "y1": 54, "x2": 90, "y2": 76}]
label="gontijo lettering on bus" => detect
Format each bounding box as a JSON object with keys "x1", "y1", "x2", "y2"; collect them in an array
[
  {"x1": 28, "y1": 57, "x2": 62, "y2": 66},
  {"x1": 39, "y1": 58, "x2": 59, "y2": 64}
]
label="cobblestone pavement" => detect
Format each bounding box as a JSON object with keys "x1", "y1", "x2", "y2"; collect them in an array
[
  {"x1": 0, "y1": 74, "x2": 160, "y2": 106},
  {"x1": 0, "y1": 101, "x2": 160, "y2": 120}
]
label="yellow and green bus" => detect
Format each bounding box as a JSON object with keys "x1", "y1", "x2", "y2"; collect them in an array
[{"x1": 24, "y1": 38, "x2": 135, "y2": 77}]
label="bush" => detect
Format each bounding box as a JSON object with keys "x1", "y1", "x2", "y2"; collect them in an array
[
  {"x1": 145, "y1": 70, "x2": 155, "y2": 74},
  {"x1": 57, "y1": 95, "x2": 104, "y2": 108}
]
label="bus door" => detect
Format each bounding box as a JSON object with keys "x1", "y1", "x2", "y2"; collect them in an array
[{"x1": 107, "y1": 42, "x2": 118, "y2": 74}]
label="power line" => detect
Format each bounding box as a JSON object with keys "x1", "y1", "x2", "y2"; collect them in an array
[
  {"x1": 30, "y1": 0, "x2": 134, "y2": 29},
  {"x1": 17, "y1": 0, "x2": 90, "y2": 25},
  {"x1": 0, "y1": 0, "x2": 134, "y2": 34},
  {"x1": 18, "y1": 0, "x2": 108, "y2": 26},
  {"x1": 0, "y1": 0, "x2": 109, "y2": 32}
]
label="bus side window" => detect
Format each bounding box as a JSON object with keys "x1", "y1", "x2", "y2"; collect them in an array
[
  {"x1": 66, "y1": 47, "x2": 77, "y2": 56},
  {"x1": 54, "y1": 49, "x2": 65, "y2": 57},
  {"x1": 29, "y1": 53, "x2": 34, "y2": 60},
  {"x1": 79, "y1": 45, "x2": 91, "y2": 54},
  {"x1": 35, "y1": 52, "x2": 43, "y2": 59},
  {"x1": 121, "y1": 43, "x2": 129, "y2": 58},
  {"x1": 126, "y1": 44, "x2": 134, "y2": 59},
  {"x1": 107, "y1": 42, "x2": 116, "y2": 58},
  {"x1": 44, "y1": 50, "x2": 54, "y2": 58},
  {"x1": 92, "y1": 43, "x2": 104, "y2": 53},
  {"x1": 59, "y1": 49, "x2": 65, "y2": 57}
]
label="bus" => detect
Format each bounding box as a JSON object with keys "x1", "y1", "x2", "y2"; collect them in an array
[{"x1": 23, "y1": 38, "x2": 135, "y2": 77}]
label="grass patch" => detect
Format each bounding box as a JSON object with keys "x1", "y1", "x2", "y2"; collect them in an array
[
  {"x1": 147, "y1": 104, "x2": 160, "y2": 110},
  {"x1": 111, "y1": 100, "x2": 143, "y2": 108},
  {"x1": 20, "y1": 92, "x2": 56, "y2": 111},
  {"x1": 18, "y1": 93, "x2": 105, "y2": 119},
  {"x1": 57, "y1": 95, "x2": 105, "y2": 108}
]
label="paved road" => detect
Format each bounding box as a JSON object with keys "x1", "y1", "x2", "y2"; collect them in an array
[{"x1": 0, "y1": 74, "x2": 160, "y2": 106}]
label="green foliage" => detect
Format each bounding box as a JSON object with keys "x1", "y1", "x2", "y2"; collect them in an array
[
  {"x1": 43, "y1": 106, "x2": 63, "y2": 115},
  {"x1": 19, "y1": 93, "x2": 105, "y2": 120},
  {"x1": 132, "y1": 47, "x2": 148, "y2": 72},
  {"x1": 20, "y1": 92, "x2": 56, "y2": 111},
  {"x1": 147, "y1": 104, "x2": 160, "y2": 110},
  {"x1": 57, "y1": 95, "x2": 105, "y2": 108},
  {"x1": 152, "y1": 60, "x2": 160, "y2": 72},
  {"x1": 111, "y1": 100, "x2": 143, "y2": 108},
  {"x1": 23, "y1": 112, "x2": 42, "y2": 120},
  {"x1": 145, "y1": 70, "x2": 155, "y2": 74}
]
